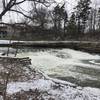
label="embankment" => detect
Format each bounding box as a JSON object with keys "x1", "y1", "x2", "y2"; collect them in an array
[{"x1": 0, "y1": 41, "x2": 100, "y2": 53}]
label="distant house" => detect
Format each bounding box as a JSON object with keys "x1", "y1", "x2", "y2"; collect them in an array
[
  {"x1": 0, "y1": 23, "x2": 24, "y2": 38},
  {"x1": 0, "y1": 25, "x2": 8, "y2": 38},
  {"x1": 0, "y1": 23, "x2": 33, "y2": 39}
]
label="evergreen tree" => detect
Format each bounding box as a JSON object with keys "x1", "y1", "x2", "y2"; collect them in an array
[
  {"x1": 61, "y1": 4, "x2": 68, "y2": 38},
  {"x1": 32, "y1": 6, "x2": 49, "y2": 29},
  {"x1": 52, "y1": 4, "x2": 68, "y2": 40},
  {"x1": 75, "y1": 0, "x2": 91, "y2": 33},
  {"x1": 97, "y1": 8, "x2": 100, "y2": 30},
  {"x1": 67, "y1": 13, "x2": 78, "y2": 39},
  {"x1": 53, "y1": 5, "x2": 62, "y2": 32}
]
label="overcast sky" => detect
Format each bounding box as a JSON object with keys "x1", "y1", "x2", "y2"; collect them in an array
[{"x1": 0, "y1": 0, "x2": 100, "y2": 23}]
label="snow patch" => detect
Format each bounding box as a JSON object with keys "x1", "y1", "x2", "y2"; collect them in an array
[
  {"x1": 7, "y1": 79, "x2": 100, "y2": 100},
  {"x1": 7, "y1": 79, "x2": 54, "y2": 94}
]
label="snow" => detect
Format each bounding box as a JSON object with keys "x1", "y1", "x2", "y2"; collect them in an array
[
  {"x1": 0, "y1": 40, "x2": 9, "y2": 44},
  {"x1": 0, "y1": 47, "x2": 98, "y2": 99},
  {"x1": 83, "y1": 87, "x2": 100, "y2": 96},
  {"x1": 0, "y1": 47, "x2": 100, "y2": 99},
  {"x1": 0, "y1": 40, "x2": 25, "y2": 44},
  {"x1": 7, "y1": 78, "x2": 100, "y2": 100},
  {"x1": 7, "y1": 79, "x2": 53, "y2": 94}
]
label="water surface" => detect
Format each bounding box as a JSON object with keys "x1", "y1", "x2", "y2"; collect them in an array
[{"x1": 0, "y1": 47, "x2": 100, "y2": 88}]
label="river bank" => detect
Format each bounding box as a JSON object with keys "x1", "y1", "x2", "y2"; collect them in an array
[
  {"x1": 0, "y1": 47, "x2": 100, "y2": 99},
  {"x1": 11, "y1": 41, "x2": 100, "y2": 53},
  {"x1": 0, "y1": 56, "x2": 100, "y2": 100},
  {"x1": 0, "y1": 40, "x2": 99, "y2": 53}
]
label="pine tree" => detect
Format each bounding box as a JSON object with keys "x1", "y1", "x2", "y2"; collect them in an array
[
  {"x1": 75, "y1": 0, "x2": 91, "y2": 33},
  {"x1": 67, "y1": 13, "x2": 78, "y2": 39},
  {"x1": 52, "y1": 4, "x2": 68, "y2": 40},
  {"x1": 97, "y1": 8, "x2": 100, "y2": 30},
  {"x1": 60, "y1": 3, "x2": 68, "y2": 39}
]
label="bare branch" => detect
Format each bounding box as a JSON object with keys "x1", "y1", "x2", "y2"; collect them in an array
[
  {"x1": 0, "y1": 0, "x2": 55, "y2": 20},
  {"x1": 10, "y1": 9, "x2": 33, "y2": 20}
]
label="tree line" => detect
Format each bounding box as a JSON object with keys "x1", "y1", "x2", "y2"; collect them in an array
[{"x1": 1, "y1": 0, "x2": 100, "y2": 41}]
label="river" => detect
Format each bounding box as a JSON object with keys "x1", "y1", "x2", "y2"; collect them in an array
[{"x1": 0, "y1": 47, "x2": 100, "y2": 88}]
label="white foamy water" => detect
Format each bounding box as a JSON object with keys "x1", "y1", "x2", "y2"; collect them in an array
[
  {"x1": 0, "y1": 47, "x2": 100, "y2": 82},
  {"x1": 16, "y1": 48, "x2": 100, "y2": 81}
]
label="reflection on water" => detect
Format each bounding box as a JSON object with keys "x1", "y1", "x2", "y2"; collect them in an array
[{"x1": 0, "y1": 47, "x2": 100, "y2": 88}]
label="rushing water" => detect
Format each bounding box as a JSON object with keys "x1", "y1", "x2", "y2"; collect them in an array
[{"x1": 0, "y1": 47, "x2": 100, "y2": 88}]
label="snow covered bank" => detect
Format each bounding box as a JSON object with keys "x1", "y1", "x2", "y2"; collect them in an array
[
  {"x1": 7, "y1": 78, "x2": 100, "y2": 100},
  {"x1": 0, "y1": 40, "x2": 24, "y2": 44},
  {"x1": 0, "y1": 49, "x2": 99, "y2": 99}
]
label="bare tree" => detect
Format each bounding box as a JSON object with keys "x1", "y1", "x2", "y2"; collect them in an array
[
  {"x1": 0, "y1": 0, "x2": 55, "y2": 20},
  {"x1": 31, "y1": 5, "x2": 49, "y2": 29}
]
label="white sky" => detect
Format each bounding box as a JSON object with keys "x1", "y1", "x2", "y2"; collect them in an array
[{"x1": 0, "y1": 0, "x2": 100, "y2": 23}]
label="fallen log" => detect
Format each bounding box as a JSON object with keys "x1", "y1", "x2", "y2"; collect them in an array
[{"x1": 0, "y1": 57, "x2": 31, "y2": 65}]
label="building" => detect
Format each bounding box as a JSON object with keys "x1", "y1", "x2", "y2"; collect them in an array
[
  {"x1": 0, "y1": 24, "x2": 8, "y2": 38},
  {"x1": 0, "y1": 23, "x2": 25, "y2": 38},
  {"x1": 0, "y1": 22, "x2": 33, "y2": 39}
]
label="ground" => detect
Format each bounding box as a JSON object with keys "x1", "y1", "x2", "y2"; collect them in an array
[{"x1": 0, "y1": 57, "x2": 99, "y2": 100}]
